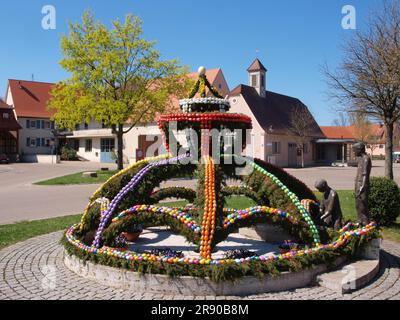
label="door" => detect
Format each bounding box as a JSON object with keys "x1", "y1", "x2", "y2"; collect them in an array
[
  {"x1": 137, "y1": 135, "x2": 160, "y2": 160},
  {"x1": 288, "y1": 143, "x2": 298, "y2": 167},
  {"x1": 100, "y1": 138, "x2": 115, "y2": 163}
]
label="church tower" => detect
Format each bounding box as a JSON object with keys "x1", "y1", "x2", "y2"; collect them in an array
[{"x1": 247, "y1": 58, "x2": 267, "y2": 97}]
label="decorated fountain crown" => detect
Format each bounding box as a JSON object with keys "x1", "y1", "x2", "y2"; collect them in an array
[{"x1": 179, "y1": 66, "x2": 231, "y2": 113}]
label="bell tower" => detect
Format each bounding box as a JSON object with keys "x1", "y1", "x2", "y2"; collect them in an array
[{"x1": 247, "y1": 58, "x2": 267, "y2": 97}]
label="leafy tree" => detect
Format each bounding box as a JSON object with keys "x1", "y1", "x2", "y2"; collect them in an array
[
  {"x1": 324, "y1": 1, "x2": 400, "y2": 179},
  {"x1": 48, "y1": 11, "x2": 191, "y2": 169}
]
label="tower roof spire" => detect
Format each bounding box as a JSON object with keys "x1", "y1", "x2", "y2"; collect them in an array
[{"x1": 247, "y1": 58, "x2": 267, "y2": 72}]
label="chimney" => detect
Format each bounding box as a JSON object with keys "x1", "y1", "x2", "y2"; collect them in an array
[{"x1": 247, "y1": 58, "x2": 267, "y2": 97}]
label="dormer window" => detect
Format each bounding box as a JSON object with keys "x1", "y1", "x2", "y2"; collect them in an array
[{"x1": 2, "y1": 112, "x2": 9, "y2": 119}]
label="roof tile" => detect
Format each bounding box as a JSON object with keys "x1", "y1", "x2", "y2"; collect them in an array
[
  {"x1": 229, "y1": 84, "x2": 323, "y2": 137},
  {"x1": 8, "y1": 80, "x2": 55, "y2": 119}
]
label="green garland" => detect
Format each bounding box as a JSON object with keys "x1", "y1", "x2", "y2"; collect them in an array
[
  {"x1": 62, "y1": 228, "x2": 379, "y2": 282},
  {"x1": 221, "y1": 186, "x2": 266, "y2": 205},
  {"x1": 188, "y1": 75, "x2": 224, "y2": 99},
  {"x1": 149, "y1": 187, "x2": 196, "y2": 204}
]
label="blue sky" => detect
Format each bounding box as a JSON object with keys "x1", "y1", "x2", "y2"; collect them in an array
[{"x1": 0, "y1": 0, "x2": 383, "y2": 125}]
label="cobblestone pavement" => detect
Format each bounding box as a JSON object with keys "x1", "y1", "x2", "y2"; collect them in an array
[{"x1": 0, "y1": 231, "x2": 399, "y2": 300}]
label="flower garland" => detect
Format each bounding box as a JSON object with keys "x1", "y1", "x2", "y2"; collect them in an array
[
  {"x1": 179, "y1": 97, "x2": 230, "y2": 113},
  {"x1": 65, "y1": 222, "x2": 378, "y2": 266},
  {"x1": 110, "y1": 205, "x2": 201, "y2": 233},
  {"x1": 223, "y1": 206, "x2": 297, "y2": 229},
  {"x1": 95, "y1": 197, "x2": 110, "y2": 221},
  {"x1": 188, "y1": 73, "x2": 223, "y2": 99},
  {"x1": 78, "y1": 154, "x2": 170, "y2": 232},
  {"x1": 157, "y1": 113, "x2": 251, "y2": 154},
  {"x1": 92, "y1": 153, "x2": 189, "y2": 248},
  {"x1": 236, "y1": 155, "x2": 321, "y2": 244},
  {"x1": 301, "y1": 199, "x2": 318, "y2": 214},
  {"x1": 158, "y1": 113, "x2": 252, "y2": 125},
  {"x1": 200, "y1": 155, "x2": 217, "y2": 259},
  {"x1": 105, "y1": 204, "x2": 300, "y2": 238}
]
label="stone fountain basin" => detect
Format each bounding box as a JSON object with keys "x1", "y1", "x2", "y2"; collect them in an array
[
  {"x1": 64, "y1": 227, "x2": 352, "y2": 296},
  {"x1": 127, "y1": 227, "x2": 280, "y2": 259}
]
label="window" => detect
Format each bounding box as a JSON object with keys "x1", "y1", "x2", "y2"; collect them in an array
[
  {"x1": 73, "y1": 139, "x2": 80, "y2": 151},
  {"x1": 41, "y1": 120, "x2": 45, "y2": 129},
  {"x1": 36, "y1": 138, "x2": 41, "y2": 147},
  {"x1": 26, "y1": 119, "x2": 30, "y2": 128},
  {"x1": 272, "y1": 142, "x2": 281, "y2": 155},
  {"x1": 30, "y1": 138, "x2": 36, "y2": 147},
  {"x1": 26, "y1": 137, "x2": 30, "y2": 147},
  {"x1": 218, "y1": 84, "x2": 222, "y2": 89},
  {"x1": 30, "y1": 120, "x2": 36, "y2": 129},
  {"x1": 2, "y1": 113, "x2": 9, "y2": 119},
  {"x1": 85, "y1": 139, "x2": 92, "y2": 152},
  {"x1": 51, "y1": 121, "x2": 55, "y2": 130},
  {"x1": 45, "y1": 139, "x2": 51, "y2": 147},
  {"x1": 379, "y1": 145, "x2": 384, "y2": 149},
  {"x1": 36, "y1": 120, "x2": 41, "y2": 129},
  {"x1": 101, "y1": 138, "x2": 115, "y2": 152},
  {"x1": 303, "y1": 143, "x2": 309, "y2": 154},
  {"x1": 41, "y1": 138, "x2": 45, "y2": 147},
  {"x1": 45, "y1": 121, "x2": 50, "y2": 129},
  {"x1": 251, "y1": 74, "x2": 257, "y2": 87}
]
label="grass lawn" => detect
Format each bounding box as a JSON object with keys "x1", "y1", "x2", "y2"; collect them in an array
[
  {"x1": 1, "y1": 193, "x2": 399, "y2": 250},
  {"x1": 34, "y1": 170, "x2": 118, "y2": 185},
  {"x1": 0, "y1": 214, "x2": 81, "y2": 250}
]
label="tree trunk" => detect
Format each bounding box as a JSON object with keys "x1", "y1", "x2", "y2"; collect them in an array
[
  {"x1": 117, "y1": 124, "x2": 124, "y2": 170},
  {"x1": 384, "y1": 121, "x2": 394, "y2": 180}
]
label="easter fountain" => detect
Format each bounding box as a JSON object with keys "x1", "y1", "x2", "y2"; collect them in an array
[{"x1": 63, "y1": 67, "x2": 378, "y2": 295}]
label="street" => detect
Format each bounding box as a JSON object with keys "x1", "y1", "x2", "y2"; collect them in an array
[{"x1": 0, "y1": 160, "x2": 399, "y2": 225}]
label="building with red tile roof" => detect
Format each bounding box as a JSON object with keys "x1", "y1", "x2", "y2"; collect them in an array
[
  {"x1": 7, "y1": 80, "x2": 55, "y2": 118},
  {"x1": 4, "y1": 80, "x2": 56, "y2": 159},
  {"x1": 317, "y1": 124, "x2": 397, "y2": 164},
  {"x1": 0, "y1": 99, "x2": 22, "y2": 160},
  {"x1": 229, "y1": 59, "x2": 324, "y2": 167}
]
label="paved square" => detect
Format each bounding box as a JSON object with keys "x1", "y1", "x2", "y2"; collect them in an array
[{"x1": 0, "y1": 231, "x2": 398, "y2": 300}]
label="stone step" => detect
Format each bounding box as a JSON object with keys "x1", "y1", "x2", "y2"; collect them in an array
[
  {"x1": 316, "y1": 259, "x2": 380, "y2": 294},
  {"x1": 82, "y1": 171, "x2": 98, "y2": 178}
]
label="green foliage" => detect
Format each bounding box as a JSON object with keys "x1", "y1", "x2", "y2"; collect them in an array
[
  {"x1": 369, "y1": 177, "x2": 400, "y2": 226},
  {"x1": 252, "y1": 158, "x2": 316, "y2": 202},
  {"x1": 60, "y1": 145, "x2": 77, "y2": 161},
  {"x1": 63, "y1": 227, "x2": 379, "y2": 282},
  {"x1": 221, "y1": 186, "x2": 265, "y2": 205},
  {"x1": 149, "y1": 187, "x2": 196, "y2": 204},
  {"x1": 48, "y1": 11, "x2": 191, "y2": 168},
  {"x1": 49, "y1": 11, "x2": 189, "y2": 129},
  {"x1": 0, "y1": 215, "x2": 80, "y2": 250},
  {"x1": 35, "y1": 170, "x2": 118, "y2": 185},
  {"x1": 188, "y1": 74, "x2": 224, "y2": 99}
]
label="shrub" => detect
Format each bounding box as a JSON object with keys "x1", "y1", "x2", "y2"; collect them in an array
[
  {"x1": 60, "y1": 145, "x2": 77, "y2": 161},
  {"x1": 369, "y1": 177, "x2": 400, "y2": 226}
]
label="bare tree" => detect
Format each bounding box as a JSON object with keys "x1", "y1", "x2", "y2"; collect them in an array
[
  {"x1": 324, "y1": 1, "x2": 400, "y2": 179},
  {"x1": 288, "y1": 106, "x2": 316, "y2": 168},
  {"x1": 350, "y1": 113, "x2": 374, "y2": 143},
  {"x1": 332, "y1": 112, "x2": 350, "y2": 126}
]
